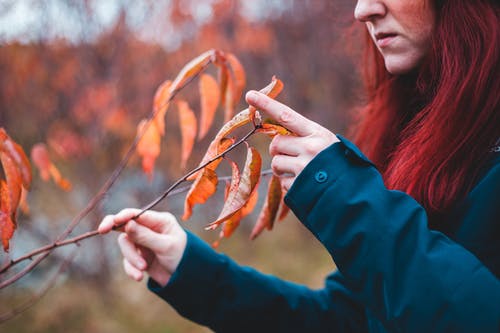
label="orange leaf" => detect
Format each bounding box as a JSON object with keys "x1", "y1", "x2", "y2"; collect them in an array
[
  {"x1": 218, "y1": 63, "x2": 236, "y2": 123},
  {"x1": 31, "y1": 143, "x2": 52, "y2": 181},
  {"x1": 182, "y1": 138, "x2": 235, "y2": 221},
  {"x1": 0, "y1": 181, "x2": 15, "y2": 252},
  {"x1": 0, "y1": 210, "x2": 14, "y2": 252},
  {"x1": 177, "y1": 100, "x2": 197, "y2": 169},
  {"x1": 187, "y1": 108, "x2": 251, "y2": 181},
  {"x1": 136, "y1": 119, "x2": 161, "y2": 179},
  {"x1": 0, "y1": 128, "x2": 32, "y2": 189},
  {"x1": 223, "y1": 67, "x2": 235, "y2": 123},
  {"x1": 0, "y1": 153, "x2": 22, "y2": 214},
  {"x1": 152, "y1": 80, "x2": 172, "y2": 136},
  {"x1": 198, "y1": 73, "x2": 220, "y2": 139},
  {"x1": 206, "y1": 145, "x2": 262, "y2": 230},
  {"x1": 226, "y1": 53, "x2": 246, "y2": 107},
  {"x1": 249, "y1": 76, "x2": 284, "y2": 125},
  {"x1": 241, "y1": 184, "x2": 259, "y2": 217},
  {"x1": 256, "y1": 123, "x2": 293, "y2": 137},
  {"x1": 250, "y1": 175, "x2": 282, "y2": 240},
  {"x1": 31, "y1": 143, "x2": 72, "y2": 191},
  {"x1": 170, "y1": 50, "x2": 215, "y2": 93},
  {"x1": 182, "y1": 167, "x2": 218, "y2": 221}
]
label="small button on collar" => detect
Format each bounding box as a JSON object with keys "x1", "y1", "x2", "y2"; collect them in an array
[{"x1": 314, "y1": 170, "x2": 328, "y2": 183}]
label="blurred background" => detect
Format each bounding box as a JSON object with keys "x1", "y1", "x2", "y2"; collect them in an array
[{"x1": 0, "y1": 0, "x2": 364, "y2": 332}]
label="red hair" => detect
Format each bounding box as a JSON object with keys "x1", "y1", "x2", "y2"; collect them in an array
[{"x1": 351, "y1": 0, "x2": 499, "y2": 224}]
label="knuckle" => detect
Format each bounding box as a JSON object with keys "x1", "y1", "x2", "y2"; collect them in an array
[
  {"x1": 279, "y1": 108, "x2": 294, "y2": 124},
  {"x1": 271, "y1": 157, "x2": 280, "y2": 173}
]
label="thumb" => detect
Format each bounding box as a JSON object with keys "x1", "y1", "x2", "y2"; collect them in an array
[{"x1": 125, "y1": 220, "x2": 165, "y2": 254}]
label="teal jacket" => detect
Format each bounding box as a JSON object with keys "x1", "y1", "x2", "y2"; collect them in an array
[{"x1": 149, "y1": 136, "x2": 500, "y2": 332}]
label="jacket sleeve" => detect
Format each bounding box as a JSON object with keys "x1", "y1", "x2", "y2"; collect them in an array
[
  {"x1": 284, "y1": 135, "x2": 500, "y2": 333},
  {"x1": 148, "y1": 230, "x2": 367, "y2": 333}
]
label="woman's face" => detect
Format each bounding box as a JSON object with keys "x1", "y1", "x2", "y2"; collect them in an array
[{"x1": 355, "y1": 0, "x2": 436, "y2": 74}]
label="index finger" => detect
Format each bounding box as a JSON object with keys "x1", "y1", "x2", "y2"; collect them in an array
[
  {"x1": 245, "y1": 91, "x2": 315, "y2": 136},
  {"x1": 98, "y1": 208, "x2": 175, "y2": 234}
]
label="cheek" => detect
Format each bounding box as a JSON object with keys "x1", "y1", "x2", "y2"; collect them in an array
[{"x1": 399, "y1": 1, "x2": 436, "y2": 36}]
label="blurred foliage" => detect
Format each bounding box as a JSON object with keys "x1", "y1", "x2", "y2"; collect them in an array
[{"x1": 0, "y1": 0, "x2": 361, "y2": 331}]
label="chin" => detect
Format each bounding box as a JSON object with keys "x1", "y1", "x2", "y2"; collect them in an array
[{"x1": 383, "y1": 55, "x2": 421, "y2": 75}]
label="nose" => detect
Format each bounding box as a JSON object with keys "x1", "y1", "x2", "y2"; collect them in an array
[{"x1": 354, "y1": 0, "x2": 387, "y2": 22}]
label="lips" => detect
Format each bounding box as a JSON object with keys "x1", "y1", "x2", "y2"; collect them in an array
[{"x1": 374, "y1": 32, "x2": 398, "y2": 47}]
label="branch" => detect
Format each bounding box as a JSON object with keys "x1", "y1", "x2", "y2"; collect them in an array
[
  {"x1": 0, "y1": 60, "x2": 212, "y2": 288},
  {"x1": 0, "y1": 127, "x2": 261, "y2": 282}
]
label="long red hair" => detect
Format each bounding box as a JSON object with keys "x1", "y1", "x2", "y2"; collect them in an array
[{"x1": 351, "y1": 0, "x2": 499, "y2": 224}]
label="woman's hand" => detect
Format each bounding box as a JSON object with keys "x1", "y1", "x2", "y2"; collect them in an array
[
  {"x1": 98, "y1": 208, "x2": 187, "y2": 287},
  {"x1": 246, "y1": 91, "x2": 340, "y2": 191}
]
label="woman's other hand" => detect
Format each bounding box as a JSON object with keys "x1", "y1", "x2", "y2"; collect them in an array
[
  {"x1": 246, "y1": 91, "x2": 340, "y2": 190},
  {"x1": 98, "y1": 208, "x2": 187, "y2": 287}
]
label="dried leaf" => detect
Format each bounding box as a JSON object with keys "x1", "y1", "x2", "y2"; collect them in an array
[
  {"x1": 182, "y1": 167, "x2": 218, "y2": 221},
  {"x1": 216, "y1": 64, "x2": 232, "y2": 122},
  {"x1": 249, "y1": 76, "x2": 284, "y2": 125},
  {"x1": 226, "y1": 52, "x2": 246, "y2": 106},
  {"x1": 170, "y1": 50, "x2": 215, "y2": 93},
  {"x1": 198, "y1": 73, "x2": 220, "y2": 139},
  {"x1": 0, "y1": 153, "x2": 22, "y2": 213},
  {"x1": 0, "y1": 129, "x2": 32, "y2": 189},
  {"x1": 177, "y1": 100, "x2": 197, "y2": 169},
  {"x1": 152, "y1": 80, "x2": 172, "y2": 136},
  {"x1": 0, "y1": 210, "x2": 14, "y2": 252},
  {"x1": 136, "y1": 119, "x2": 161, "y2": 179},
  {"x1": 187, "y1": 108, "x2": 251, "y2": 181},
  {"x1": 182, "y1": 138, "x2": 235, "y2": 221},
  {"x1": 0, "y1": 129, "x2": 32, "y2": 252},
  {"x1": 31, "y1": 143, "x2": 72, "y2": 191},
  {"x1": 256, "y1": 123, "x2": 293, "y2": 137},
  {"x1": 206, "y1": 145, "x2": 262, "y2": 230},
  {"x1": 250, "y1": 175, "x2": 282, "y2": 240},
  {"x1": 0, "y1": 181, "x2": 15, "y2": 252},
  {"x1": 31, "y1": 143, "x2": 52, "y2": 181},
  {"x1": 223, "y1": 69, "x2": 235, "y2": 123}
]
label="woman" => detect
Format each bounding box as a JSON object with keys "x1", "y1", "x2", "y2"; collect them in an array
[{"x1": 99, "y1": 0, "x2": 500, "y2": 332}]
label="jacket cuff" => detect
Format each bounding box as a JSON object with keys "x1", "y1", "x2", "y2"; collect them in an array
[
  {"x1": 285, "y1": 135, "x2": 374, "y2": 223},
  {"x1": 148, "y1": 230, "x2": 226, "y2": 308}
]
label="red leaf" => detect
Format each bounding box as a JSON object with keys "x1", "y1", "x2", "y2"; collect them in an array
[
  {"x1": 206, "y1": 145, "x2": 262, "y2": 230},
  {"x1": 0, "y1": 153, "x2": 22, "y2": 215},
  {"x1": 136, "y1": 119, "x2": 161, "y2": 179},
  {"x1": 198, "y1": 73, "x2": 220, "y2": 139},
  {"x1": 250, "y1": 175, "x2": 282, "y2": 240},
  {"x1": 177, "y1": 100, "x2": 197, "y2": 169}
]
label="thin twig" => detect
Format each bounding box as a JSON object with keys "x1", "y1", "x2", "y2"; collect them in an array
[
  {"x1": 0, "y1": 128, "x2": 260, "y2": 280},
  {"x1": 0, "y1": 61, "x2": 212, "y2": 287}
]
